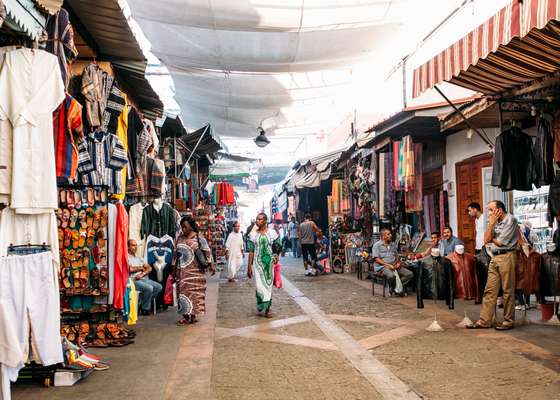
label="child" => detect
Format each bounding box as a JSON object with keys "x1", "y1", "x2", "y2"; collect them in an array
[{"x1": 273, "y1": 255, "x2": 282, "y2": 288}]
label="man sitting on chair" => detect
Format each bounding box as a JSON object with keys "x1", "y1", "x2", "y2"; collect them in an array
[
  {"x1": 372, "y1": 228, "x2": 413, "y2": 296},
  {"x1": 128, "y1": 239, "x2": 163, "y2": 316}
]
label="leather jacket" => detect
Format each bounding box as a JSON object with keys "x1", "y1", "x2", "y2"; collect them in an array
[
  {"x1": 491, "y1": 127, "x2": 536, "y2": 191},
  {"x1": 516, "y1": 250, "x2": 541, "y2": 295},
  {"x1": 540, "y1": 252, "x2": 560, "y2": 298},
  {"x1": 533, "y1": 117, "x2": 555, "y2": 187}
]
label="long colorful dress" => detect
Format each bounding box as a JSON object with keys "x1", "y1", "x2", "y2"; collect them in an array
[
  {"x1": 247, "y1": 228, "x2": 280, "y2": 312},
  {"x1": 175, "y1": 233, "x2": 212, "y2": 315}
]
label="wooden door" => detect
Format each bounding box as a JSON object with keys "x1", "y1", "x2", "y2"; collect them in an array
[{"x1": 455, "y1": 153, "x2": 492, "y2": 253}]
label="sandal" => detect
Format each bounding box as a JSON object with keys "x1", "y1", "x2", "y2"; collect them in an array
[
  {"x1": 494, "y1": 324, "x2": 513, "y2": 331},
  {"x1": 67, "y1": 190, "x2": 75, "y2": 209},
  {"x1": 87, "y1": 188, "x2": 95, "y2": 207},
  {"x1": 466, "y1": 321, "x2": 491, "y2": 329},
  {"x1": 74, "y1": 190, "x2": 82, "y2": 210},
  {"x1": 71, "y1": 230, "x2": 80, "y2": 249},
  {"x1": 79, "y1": 227, "x2": 87, "y2": 247},
  {"x1": 176, "y1": 318, "x2": 189, "y2": 326},
  {"x1": 59, "y1": 190, "x2": 67, "y2": 206}
]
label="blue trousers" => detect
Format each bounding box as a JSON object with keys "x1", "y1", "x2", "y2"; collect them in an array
[{"x1": 135, "y1": 277, "x2": 163, "y2": 311}]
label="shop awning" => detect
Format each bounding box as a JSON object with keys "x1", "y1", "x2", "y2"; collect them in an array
[
  {"x1": 209, "y1": 160, "x2": 251, "y2": 180},
  {"x1": 292, "y1": 149, "x2": 344, "y2": 189},
  {"x1": 181, "y1": 124, "x2": 223, "y2": 157},
  {"x1": 112, "y1": 61, "x2": 164, "y2": 120},
  {"x1": 2, "y1": 0, "x2": 46, "y2": 40},
  {"x1": 413, "y1": 0, "x2": 560, "y2": 98},
  {"x1": 361, "y1": 104, "x2": 454, "y2": 149}
]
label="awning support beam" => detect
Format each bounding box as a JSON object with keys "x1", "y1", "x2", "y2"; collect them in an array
[
  {"x1": 178, "y1": 124, "x2": 210, "y2": 178},
  {"x1": 434, "y1": 85, "x2": 494, "y2": 149}
]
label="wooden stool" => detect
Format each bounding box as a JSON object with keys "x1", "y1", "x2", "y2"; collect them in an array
[{"x1": 371, "y1": 271, "x2": 387, "y2": 297}]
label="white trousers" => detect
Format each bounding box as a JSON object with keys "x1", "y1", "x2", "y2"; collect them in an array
[{"x1": 0, "y1": 252, "x2": 62, "y2": 400}]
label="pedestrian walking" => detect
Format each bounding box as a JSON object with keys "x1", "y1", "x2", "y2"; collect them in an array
[
  {"x1": 247, "y1": 213, "x2": 281, "y2": 318},
  {"x1": 225, "y1": 221, "x2": 244, "y2": 282},
  {"x1": 299, "y1": 213, "x2": 321, "y2": 276},
  {"x1": 173, "y1": 216, "x2": 215, "y2": 326}
]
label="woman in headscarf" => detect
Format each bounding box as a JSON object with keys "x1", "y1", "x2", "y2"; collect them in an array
[
  {"x1": 173, "y1": 216, "x2": 214, "y2": 326},
  {"x1": 247, "y1": 213, "x2": 281, "y2": 318}
]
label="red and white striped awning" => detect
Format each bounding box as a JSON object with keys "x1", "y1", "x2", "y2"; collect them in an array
[{"x1": 412, "y1": 0, "x2": 560, "y2": 98}]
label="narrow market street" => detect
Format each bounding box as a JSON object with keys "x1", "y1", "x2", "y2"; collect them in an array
[{"x1": 13, "y1": 256, "x2": 560, "y2": 400}]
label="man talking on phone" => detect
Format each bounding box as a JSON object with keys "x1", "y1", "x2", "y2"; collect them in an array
[{"x1": 467, "y1": 200, "x2": 519, "y2": 330}]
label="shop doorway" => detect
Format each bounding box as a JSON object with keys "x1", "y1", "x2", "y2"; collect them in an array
[{"x1": 455, "y1": 153, "x2": 492, "y2": 253}]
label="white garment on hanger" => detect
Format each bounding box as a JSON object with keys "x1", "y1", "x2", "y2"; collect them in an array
[
  {"x1": 128, "y1": 202, "x2": 146, "y2": 258},
  {"x1": 0, "y1": 46, "x2": 17, "y2": 205},
  {"x1": 0, "y1": 252, "x2": 63, "y2": 400},
  {"x1": 0, "y1": 49, "x2": 64, "y2": 214},
  {"x1": 0, "y1": 208, "x2": 59, "y2": 271}
]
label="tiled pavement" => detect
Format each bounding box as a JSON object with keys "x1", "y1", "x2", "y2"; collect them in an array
[{"x1": 12, "y1": 256, "x2": 560, "y2": 400}]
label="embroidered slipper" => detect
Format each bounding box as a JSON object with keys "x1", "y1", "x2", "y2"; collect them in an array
[
  {"x1": 100, "y1": 189, "x2": 107, "y2": 203},
  {"x1": 82, "y1": 189, "x2": 89, "y2": 208},
  {"x1": 87, "y1": 188, "x2": 95, "y2": 207},
  {"x1": 67, "y1": 190, "x2": 75, "y2": 209},
  {"x1": 71, "y1": 230, "x2": 80, "y2": 249},
  {"x1": 79, "y1": 228, "x2": 87, "y2": 247},
  {"x1": 74, "y1": 190, "x2": 82, "y2": 209},
  {"x1": 64, "y1": 229, "x2": 72, "y2": 248},
  {"x1": 92, "y1": 211, "x2": 100, "y2": 230},
  {"x1": 69, "y1": 209, "x2": 78, "y2": 229},
  {"x1": 59, "y1": 190, "x2": 67, "y2": 205}
]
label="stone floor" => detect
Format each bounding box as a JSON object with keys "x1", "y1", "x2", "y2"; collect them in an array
[{"x1": 11, "y1": 256, "x2": 560, "y2": 400}]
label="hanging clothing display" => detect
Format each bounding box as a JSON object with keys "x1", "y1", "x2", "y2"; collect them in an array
[
  {"x1": 140, "y1": 202, "x2": 177, "y2": 239},
  {"x1": 113, "y1": 95, "x2": 128, "y2": 200},
  {"x1": 107, "y1": 203, "x2": 117, "y2": 304},
  {"x1": 78, "y1": 131, "x2": 128, "y2": 195},
  {"x1": 45, "y1": 8, "x2": 78, "y2": 88},
  {"x1": 516, "y1": 250, "x2": 541, "y2": 296},
  {"x1": 553, "y1": 110, "x2": 560, "y2": 163},
  {"x1": 540, "y1": 251, "x2": 560, "y2": 297},
  {"x1": 548, "y1": 174, "x2": 560, "y2": 225},
  {"x1": 533, "y1": 117, "x2": 555, "y2": 187},
  {"x1": 113, "y1": 203, "x2": 129, "y2": 310},
  {"x1": 128, "y1": 202, "x2": 147, "y2": 257},
  {"x1": 53, "y1": 95, "x2": 85, "y2": 181},
  {"x1": 405, "y1": 143, "x2": 423, "y2": 212},
  {"x1": 491, "y1": 126, "x2": 536, "y2": 191},
  {"x1": 0, "y1": 251, "x2": 63, "y2": 400},
  {"x1": 146, "y1": 156, "x2": 166, "y2": 196},
  {"x1": 0, "y1": 48, "x2": 65, "y2": 214},
  {"x1": 0, "y1": 208, "x2": 59, "y2": 269}
]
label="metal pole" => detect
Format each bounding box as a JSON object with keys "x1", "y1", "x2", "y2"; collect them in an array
[
  {"x1": 433, "y1": 85, "x2": 494, "y2": 149},
  {"x1": 178, "y1": 124, "x2": 210, "y2": 178}
]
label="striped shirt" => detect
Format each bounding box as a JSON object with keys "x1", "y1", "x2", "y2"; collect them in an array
[{"x1": 78, "y1": 131, "x2": 128, "y2": 194}]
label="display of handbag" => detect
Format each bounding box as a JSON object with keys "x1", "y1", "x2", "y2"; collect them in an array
[{"x1": 195, "y1": 235, "x2": 209, "y2": 271}]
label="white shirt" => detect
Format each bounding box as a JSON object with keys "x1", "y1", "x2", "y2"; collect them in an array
[
  {"x1": 475, "y1": 214, "x2": 485, "y2": 250},
  {"x1": 128, "y1": 202, "x2": 146, "y2": 256},
  {"x1": 0, "y1": 49, "x2": 64, "y2": 213}
]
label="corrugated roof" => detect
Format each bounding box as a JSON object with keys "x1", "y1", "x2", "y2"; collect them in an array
[{"x1": 65, "y1": 0, "x2": 143, "y2": 61}]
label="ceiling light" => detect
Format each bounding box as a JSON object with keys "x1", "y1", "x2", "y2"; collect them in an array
[{"x1": 254, "y1": 127, "x2": 270, "y2": 148}]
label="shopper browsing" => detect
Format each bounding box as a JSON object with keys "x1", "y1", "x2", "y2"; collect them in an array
[
  {"x1": 298, "y1": 213, "x2": 321, "y2": 276},
  {"x1": 467, "y1": 200, "x2": 520, "y2": 330},
  {"x1": 372, "y1": 229, "x2": 413, "y2": 296},
  {"x1": 128, "y1": 239, "x2": 163, "y2": 316}
]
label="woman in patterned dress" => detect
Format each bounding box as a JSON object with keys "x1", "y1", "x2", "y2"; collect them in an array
[
  {"x1": 173, "y1": 216, "x2": 214, "y2": 326},
  {"x1": 247, "y1": 213, "x2": 281, "y2": 318}
]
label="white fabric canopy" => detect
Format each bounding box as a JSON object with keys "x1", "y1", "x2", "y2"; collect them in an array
[{"x1": 129, "y1": 0, "x2": 464, "y2": 159}]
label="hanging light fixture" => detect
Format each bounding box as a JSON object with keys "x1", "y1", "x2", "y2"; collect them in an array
[{"x1": 254, "y1": 126, "x2": 270, "y2": 148}]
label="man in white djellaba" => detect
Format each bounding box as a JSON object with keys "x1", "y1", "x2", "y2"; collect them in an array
[{"x1": 225, "y1": 221, "x2": 245, "y2": 282}]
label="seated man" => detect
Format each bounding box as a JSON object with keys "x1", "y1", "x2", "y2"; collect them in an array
[
  {"x1": 438, "y1": 226, "x2": 463, "y2": 256},
  {"x1": 372, "y1": 228, "x2": 414, "y2": 296},
  {"x1": 314, "y1": 231, "x2": 329, "y2": 275},
  {"x1": 128, "y1": 239, "x2": 163, "y2": 316},
  {"x1": 422, "y1": 232, "x2": 440, "y2": 258}
]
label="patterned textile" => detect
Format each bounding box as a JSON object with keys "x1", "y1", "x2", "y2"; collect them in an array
[
  {"x1": 246, "y1": 228, "x2": 280, "y2": 312},
  {"x1": 140, "y1": 203, "x2": 177, "y2": 239},
  {"x1": 53, "y1": 95, "x2": 85, "y2": 180},
  {"x1": 101, "y1": 83, "x2": 126, "y2": 136},
  {"x1": 405, "y1": 143, "x2": 423, "y2": 212},
  {"x1": 45, "y1": 8, "x2": 77, "y2": 88},
  {"x1": 81, "y1": 64, "x2": 104, "y2": 127},
  {"x1": 175, "y1": 234, "x2": 212, "y2": 315},
  {"x1": 78, "y1": 131, "x2": 128, "y2": 194},
  {"x1": 146, "y1": 157, "x2": 165, "y2": 196}
]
